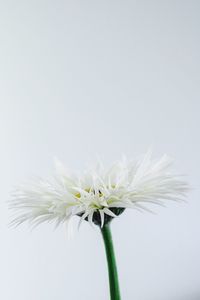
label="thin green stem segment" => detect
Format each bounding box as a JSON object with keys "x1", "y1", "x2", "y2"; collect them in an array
[{"x1": 101, "y1": 224, "x2": 121, "y2": 300}]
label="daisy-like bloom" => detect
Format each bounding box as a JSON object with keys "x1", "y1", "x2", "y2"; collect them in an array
[{"x1": 10, "y1": 151, "x2": 188, "y2": 229}]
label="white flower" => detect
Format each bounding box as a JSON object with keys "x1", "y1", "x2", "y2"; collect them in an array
[{"x1": 10, "y1": 151, "x2": 188, "y2": 228}]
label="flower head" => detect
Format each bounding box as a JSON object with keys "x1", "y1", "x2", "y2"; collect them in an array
[{"x1": 10, "y1": 151, "x2": 188, "y2": 228}]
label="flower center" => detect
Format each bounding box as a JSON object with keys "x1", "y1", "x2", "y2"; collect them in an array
[{"x1": 75, "y1": 188, "x2": 103, "y2": 199}]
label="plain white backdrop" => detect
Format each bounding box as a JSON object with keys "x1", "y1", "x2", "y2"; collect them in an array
[{"x1": 0, "y1": 1, "x2": 199, "y2": 299}]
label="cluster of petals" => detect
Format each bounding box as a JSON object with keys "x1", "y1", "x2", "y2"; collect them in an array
[{"x1": 10, "y1": 151, "x2": 188, "y2": 228}]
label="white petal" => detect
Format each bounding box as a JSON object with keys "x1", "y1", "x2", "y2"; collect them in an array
[
  {"x1": 99, "y1": 210, "x2": 105, "y2": 228},
  {"x1": 103, "y1": 208, "x2": 116, "y2": 218}
]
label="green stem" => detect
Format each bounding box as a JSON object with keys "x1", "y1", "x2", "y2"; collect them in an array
[{"x1": 101, "y1": 223, "x2": 121, "y2": 300}]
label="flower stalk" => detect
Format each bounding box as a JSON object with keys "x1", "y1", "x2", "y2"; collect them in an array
[{"x1": 101, "y1": 223, "x2": 121, "y2": 300}]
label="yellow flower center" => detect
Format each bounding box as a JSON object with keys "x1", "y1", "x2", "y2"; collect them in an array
[{"x1": 75, "y1": 188, "x2": 103, "y2": 199}]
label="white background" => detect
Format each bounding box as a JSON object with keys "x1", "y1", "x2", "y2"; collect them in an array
[{"x1": 0, "y1": 1, "x2": 199, "y2": 299}]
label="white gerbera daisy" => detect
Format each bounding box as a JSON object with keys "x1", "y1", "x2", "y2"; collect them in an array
[{"x1": 10, "y1": 151, "x2": 188, "y2": 228}]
